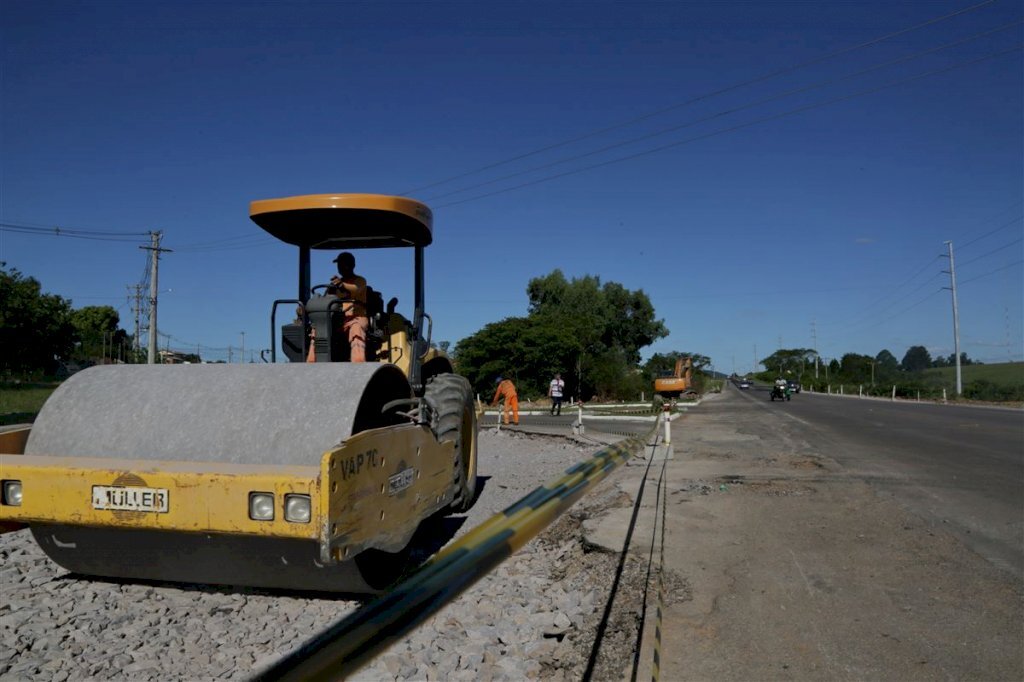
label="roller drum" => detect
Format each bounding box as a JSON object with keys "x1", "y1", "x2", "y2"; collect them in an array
[
  {"x1": 24, "y1": 362, "x2": 414, "y2": 593},
  {"x1": 27, "y1": 363, "x2": 410, "y2": 464}
]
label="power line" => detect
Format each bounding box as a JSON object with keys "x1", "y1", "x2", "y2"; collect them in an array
[
  {"x1": 400, "y1": 0, "x2": 1000, "y2": 196},
  {"x1": 422, "y1": 20, "x2": 1022, "y2": 203},
  {"x1": 958, "y1": 259, "x2": 1024, "y2": 285},
  {"x1": 956, "y1": 237, "x2": 1024, "y2": 268},
  {"x1": 958, "y1": 215, "x2": 1024, "y2": 251},
  {"x1": 171, "y1": 234, "x2": 276, "y2": 253},
  {"x1": 858, "y1": 289, "x2": 946, "y2": 331},
  {"x1": 818, "y1": 204, "x2": 1022, "y2": 351},
  {"x1": 836, "y1": 270, "x2": 945, "y2": 334},
  {"x1": 0, "y1": 221, "x2": 151, "y2": 242},
  {"x1": 434, "y1": 45, "x2": 1023, "y2": 209}
]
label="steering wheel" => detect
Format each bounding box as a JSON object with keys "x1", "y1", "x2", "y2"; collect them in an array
[{"x1": 310, "y1": 282, "x2": 352, "y2": 299}]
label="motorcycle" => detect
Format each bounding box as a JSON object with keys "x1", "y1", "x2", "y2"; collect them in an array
[{"x1": 770, "y1": 384, "x2": 791, "y2": 401}]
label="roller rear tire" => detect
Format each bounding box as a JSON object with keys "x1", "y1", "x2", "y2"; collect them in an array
[{"x1": 425, "y1": 374, "x2": 478, "y2": 513}]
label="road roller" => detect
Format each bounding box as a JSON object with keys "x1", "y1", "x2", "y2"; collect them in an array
[{"x1": 0, "y1": 194, "x2": 478, "y2": 593}]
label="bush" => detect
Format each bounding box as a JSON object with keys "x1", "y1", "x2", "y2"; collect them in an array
[{"x1": 963, "y1": 380, "x2": 1024, "y2": 402}]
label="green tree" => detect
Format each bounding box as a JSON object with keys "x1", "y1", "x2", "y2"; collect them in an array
[
  {"x1": 840, "y1": 353, "x2": 875, "y2": 383},
  {"x1": 70, "y1": 305, "x2": 129, "y2": 362},
  {"x1": 457, "y1": 269, "x2": 668, "y2": 401},
  {"x1": 901, "y1": 345, "x2": 932, "y2": 373},
  {"x1": 0, "y1": 267, "x2": 77, "y2": 374},
  {"x1": 759, "y1": 348, "x2": 817, "y2": 379},
  {"x1": 643, "y1": 352, "x2": 711, "y2": 380},
  {"x1": 599, "y1": 282, "x2": 668, "y2": 365},
  {"x1": 876, "y1": 349, "x2": 898, "y2": 370},
  {"x1": 875, "y1": 349, "x2": 900, "y2": 382},
  {"x1": 934, "y1": 352, "x2": 975, "y2": 367}
]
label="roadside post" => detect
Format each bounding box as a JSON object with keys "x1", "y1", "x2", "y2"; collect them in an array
[{"x1": 663, "y1": 403, "x2": 672, "y2": 445}]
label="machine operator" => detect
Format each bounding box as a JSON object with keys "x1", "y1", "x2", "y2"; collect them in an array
[{"x1": 306, "y1": 251, "x2": 369, "y2": 363}]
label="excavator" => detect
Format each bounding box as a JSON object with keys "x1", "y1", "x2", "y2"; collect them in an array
[
  {"x1": 654, "y1": 356, "x2": 695, "y2": 399},
  {"x1": 0, "y1": 193, "x2": 478, "y2": 593}
]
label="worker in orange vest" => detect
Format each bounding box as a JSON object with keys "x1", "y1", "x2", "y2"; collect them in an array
[{"x1": 491, "y1": 376, "x2": 519, "y2": 426}]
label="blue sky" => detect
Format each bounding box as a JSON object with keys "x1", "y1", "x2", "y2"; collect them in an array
[{"x1": 2, "y1": 0, "x2": 1021, "y2": 373}]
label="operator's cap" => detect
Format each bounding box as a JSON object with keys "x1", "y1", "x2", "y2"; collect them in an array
[{"x1": 333, "y1": 251, "x2": 355, "y2": 263}]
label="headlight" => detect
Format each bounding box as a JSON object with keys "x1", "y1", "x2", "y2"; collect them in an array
[
  {"x1": 2, "y1": 480, "x2": 22, "y2": 506},
  {"x1": 284, "y1": 494, "x2": 311, "y2": 524},
  {"x1": 249, "y1": 492, "x2": 274, "y2": 521}
]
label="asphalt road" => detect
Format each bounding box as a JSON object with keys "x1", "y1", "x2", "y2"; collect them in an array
[{"x1": 733, "y1": 382, "x2": 1024, "y2": 579}]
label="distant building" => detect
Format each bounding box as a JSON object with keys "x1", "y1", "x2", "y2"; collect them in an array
[{"x1": 159, "y1": 350, "x2": 190, "y2": 364}]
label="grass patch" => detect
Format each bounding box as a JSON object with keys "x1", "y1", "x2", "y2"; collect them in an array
[
  {"x1": 924, "y1": 362, "x2": 1024, "y2": 387},
  {"x1": 0, "y1": 382, "x2": 59, "y2": 421}
]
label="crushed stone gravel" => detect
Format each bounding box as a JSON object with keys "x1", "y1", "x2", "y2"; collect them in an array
[{"x1": 1, "y1": 428, "x2": 650, "y2": 681}]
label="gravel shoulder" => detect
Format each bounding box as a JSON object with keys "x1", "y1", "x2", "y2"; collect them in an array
[{"x1": 0, "y1": 427, "x2": 647, "y2": 681}]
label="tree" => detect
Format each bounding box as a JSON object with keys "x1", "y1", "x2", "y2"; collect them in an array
[
  {"x1": 874, "y1": 349, "x2": 900, "y2": 382},
  {"x1": 840, "y1": 353, "x2": 875, "y2": 383},
  {"x1": 599, "y1": 282, "x2": 668, "y2": 365},
  {"x1": 643, "y1": 352, "x2": 711, "y2": 380},
  {"x1": 759, "y1": 348, "x2": 817, "y2": 377},
  {"x1": 456, "y1": 269, "x2": 668, "y2": 401},
  {"x1": 70, "y1": 306, "x2": 129, "y2": 362},
  {"x1": 934, "y1": 352, "x2": 975, "y2": 368},
  {"x1": 527, "y1": 269, "x2": 667, "y2": 362},
  {"x1": 0, "y1": 267, "x2": 77, "y2": 375},
  {"x1": 875, "y1": 349, "x2": 898, "y2": 370},
  {"x1": 901, "y1": 345, "x2": 932, "y2": 373}
]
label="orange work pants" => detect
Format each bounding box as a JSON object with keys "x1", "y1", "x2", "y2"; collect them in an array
[
  {"x1": 502, "y1": 395, "x2": 519, "y2": 425},
  {"x1": 305, "y1": 316, "x2": 368, "y2": 363},
  {"x1": 343, "y1": 316, "x2": 368, "y2": 362}
]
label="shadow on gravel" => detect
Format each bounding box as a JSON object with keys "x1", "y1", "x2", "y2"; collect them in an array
[{"x1": 52, "y1": 572, "x2": 374, "y2": 601}]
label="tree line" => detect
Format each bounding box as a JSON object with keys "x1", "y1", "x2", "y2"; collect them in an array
[
  {"x1": 756, "y1": 346, "x2": 1020, "y2": 401},
  {"x1": 1, "y1": 267, "x2": 143, "y2": 376},
  {"x1": 10, "y1": 263, "x2": 1014, "y2": 403}
]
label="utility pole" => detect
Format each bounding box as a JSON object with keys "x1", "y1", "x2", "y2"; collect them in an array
[
  {"x1": 127, "y1": 285, "x2": 144, "y2": 356},
  {"x1": 943, "y1": 241, "x2": 963, "y2": 396},
  {"x1": 140, "y1": 232, "x2": 172, "y2": 364},
  {"x1": 240, "y1": 332, "x2": 246, "y2": 364},
  {"x1": 811, "y1": 319, "x2": 819, "y2": 379}
]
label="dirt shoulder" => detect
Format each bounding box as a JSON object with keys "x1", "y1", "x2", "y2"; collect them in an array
[{"x1": 606, "y1": 391, "x2": 1023, "y2": 681}]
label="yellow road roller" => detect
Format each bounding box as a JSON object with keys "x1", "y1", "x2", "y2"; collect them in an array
[{"x1": 0, "y1": 194, "x2": 478, "y2": 593}]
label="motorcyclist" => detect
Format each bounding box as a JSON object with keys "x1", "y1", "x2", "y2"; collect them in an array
[{"x1": 772, "y1": 377, "x2": 791, "y2": 401}]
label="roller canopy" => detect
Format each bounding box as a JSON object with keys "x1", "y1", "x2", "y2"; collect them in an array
[
  {"x1": 26, "y1": 363, "x2": 412, "y2": 466},
  {"x1": 249, "y1": 193, "x2": 433, "y2": 249}
]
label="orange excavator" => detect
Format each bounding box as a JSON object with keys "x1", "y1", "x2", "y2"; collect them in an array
[{"x1": 654, "y1": 356, "x2": 694, "y2": 398}]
